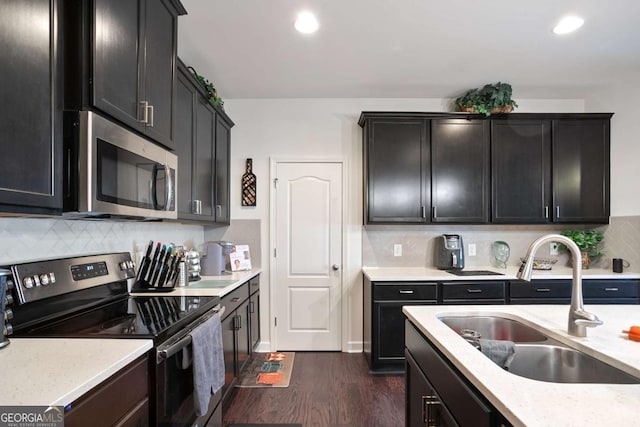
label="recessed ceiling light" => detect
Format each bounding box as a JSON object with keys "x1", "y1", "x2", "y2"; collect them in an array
[
  {"x1": 295, "y1": 11, "x2": 319, "y2": 34},
  {"x1": 553, "y1": 15, "x2": 584, "y2": 35}
]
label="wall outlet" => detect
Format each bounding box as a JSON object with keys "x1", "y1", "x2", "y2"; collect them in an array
[
  {"x1": 468, "y1": 243, "x2": 477, "y2": 257},
  {"x1": 393, "y1": 244, "x2": 402, "y2": 257},
  {"x1": 550, "y1": 242, "x2": 559, "y2": 256}
]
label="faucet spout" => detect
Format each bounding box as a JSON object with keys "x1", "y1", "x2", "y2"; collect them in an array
[{"x1": 517, "y1": 234, "x2": 602, "y2": 337}]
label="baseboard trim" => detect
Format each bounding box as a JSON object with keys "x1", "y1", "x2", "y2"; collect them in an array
[{"x1": 345, "y1": 340, "x2": 363, "y2": 353}]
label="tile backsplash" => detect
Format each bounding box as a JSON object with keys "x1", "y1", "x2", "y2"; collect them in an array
[
  {"x1": 363, "y1": 217, "x2": 640, "y2": 271},
  {"x1": 0, "y1": 218, "x2": 204, "y2": 265}
]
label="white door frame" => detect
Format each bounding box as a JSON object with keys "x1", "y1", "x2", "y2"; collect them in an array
[{"x1": 269, "y1": 157, "x2": 348, "y2": 352}]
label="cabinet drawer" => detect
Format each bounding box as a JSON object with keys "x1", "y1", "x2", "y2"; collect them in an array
[
  {"x1": 65, "y1": 356, "x2": 148, "y2": 427},
  {"x1": 221, "y1": 282, "x2": 249, "y2": 317},
  {"x1": 373, "y1": 282, "x2": 438, "y2": 300},
  {"x1": 583, "y1": 280, "x2": 639, "y2": 299},
  {"x1": 406, "y1": 322, "x2": 494, "y2": 426},
  {"x1": 510, "y1": 280, "x2": 571, "y2": 299},
  {"x1": 248, "y1": 275, "x2": 260, "y2": 295},
  {"x1": 442, "y1": 282, "x2": 505, "y2": 300}
]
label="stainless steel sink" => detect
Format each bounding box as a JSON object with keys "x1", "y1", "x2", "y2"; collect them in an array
[
  {"x1": 439, "y1": 315, "x2": 640, "y2": 384},
  {"x1": 509, "y1": 343, "x2": 640, "y2": 384},
  {"x1": 439, "y1": 315, "x2": 548, "y2": 343}
]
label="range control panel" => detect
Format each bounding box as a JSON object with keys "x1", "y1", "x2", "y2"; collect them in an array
[{"x1": 8, "y1": 253, "x2": 136, "y2": 305}]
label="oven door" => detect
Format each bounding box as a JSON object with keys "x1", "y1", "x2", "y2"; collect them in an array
[
  {"x1": 66, "y1": 111, "x2": 177, "y2": 220},
  {"x1": 154, "y1": 306, "x2": 225, "y2": 427}
]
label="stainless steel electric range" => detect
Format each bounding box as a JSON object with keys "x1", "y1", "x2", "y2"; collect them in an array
[{"x1": 3, "y1": 252, "x2": 224, "y2": 427}]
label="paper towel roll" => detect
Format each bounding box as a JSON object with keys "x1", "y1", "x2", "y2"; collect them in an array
[{"x1": 201, "y1": 243, "x2": 225, "y2": 276}]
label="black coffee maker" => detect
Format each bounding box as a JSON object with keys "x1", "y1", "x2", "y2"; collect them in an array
[{"x1": 435, "y1": 234, "x2": 465, "y2": 270}]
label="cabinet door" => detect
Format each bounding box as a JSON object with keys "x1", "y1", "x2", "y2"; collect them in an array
[
  {"x1": 194, "y1": 96, "x2": 215, "y2": 219},
  {"x1": 93, "y1": 0, "x2": 143, "y2": 131},
  {"x1": 214, "y1": 115, "x2": 231, "y2": 224},
  {"x1": 221, "y1": 312, "x2": 236, "y2": 398},
  {"x1": 249, "y1": 291, "x2": 260, "y2": 351},
  {"x1": 432, "y1": 119, "x2": 490, "y2": 223},
  {"x1": 552, "y1": 119, "x2": 610, "y2": 223},
  {"x1": 492, "y1": 120, "x2": 551, "y2": 223},
  {"x1": 175, "y1": 69, "x2": 196, "y2": 219},
  {"x1": 374, "y1": 301, "x2": 436, "y2": 369},
  {"x1": 0, "y1": 0, "x2": 62, "y2": 214},
  {"x1": 365, "y1": 119, "x2": 429, "y2": 223},
  {"x1": 142, "y1": 0, "x2": 177, "y2": 149},
  {"x1": 236, "y1": 300, "x2": 251, "y2": 374},
  {"x1": 406, "y1": 351, "x2": 459, "y2": 427}
]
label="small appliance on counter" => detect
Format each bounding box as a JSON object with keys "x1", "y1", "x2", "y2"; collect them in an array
[
  {"x1": 435, "y1": 234, "x2": 465, "y2": 270},
  {"x1": 200, "y1": 241, "x2": 235, "y2": 276}
]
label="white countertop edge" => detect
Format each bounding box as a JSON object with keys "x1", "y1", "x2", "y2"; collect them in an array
[
  {"x1": 363, "y1": 266, "x2": 640, "y2": 281},
  {"x1": 403, "y1": 305, "x2": 640, "y2": 427},
  {"x1": 130, "y1": 268, "x2": 262, "y2": 297},
  {"x1": 1, "y1": 338, "x2": 153, "y2": 406}
]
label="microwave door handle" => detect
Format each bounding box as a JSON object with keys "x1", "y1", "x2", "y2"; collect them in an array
[
  {"x1": 164, "y1": 163, "x2": 173, "y2": 211},
  {"x1": 151, "y1": 165, "x2": 160, "y2": 210}
]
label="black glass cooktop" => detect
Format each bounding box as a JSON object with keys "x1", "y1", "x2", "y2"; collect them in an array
[
  {"x1": 17, "y1": 295, "x2": 219, "y2": 343},
  {"x1": 447, "y1": 270, "x2": 504, "y2": 276}
]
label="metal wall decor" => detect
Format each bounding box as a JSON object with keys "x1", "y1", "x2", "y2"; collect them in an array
[{"x1": 241, "y1": 158, "x2": 257, "y2": 206}]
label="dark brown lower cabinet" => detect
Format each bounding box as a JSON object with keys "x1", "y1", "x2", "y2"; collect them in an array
[
  {"x1": 220, "y1": 276, "x2": 260, "y2": 403},
  {"x1": 405, "y1": 321, "x2": 510, "y2": 427},
  {"x1": 65, "y1": 355, "x2": 149, "y2": 427},
  {"x1": 406, "y1": 351, "x2": 458, "y2": 427}
]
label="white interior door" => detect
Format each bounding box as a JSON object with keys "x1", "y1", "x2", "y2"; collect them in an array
[{"x1": 274, "y1": 161, "x2": 343, "y2": 351}]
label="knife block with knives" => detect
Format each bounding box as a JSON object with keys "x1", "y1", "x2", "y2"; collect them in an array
[{"x1": 131, "y1": 240, "x2": 185, "y2": 292}]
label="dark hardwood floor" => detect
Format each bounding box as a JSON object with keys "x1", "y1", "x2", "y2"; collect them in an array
[{"x1": 223, "y1": 352, "x2": 405, "y2": 427}]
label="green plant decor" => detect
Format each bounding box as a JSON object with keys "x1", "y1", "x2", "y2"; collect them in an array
[
  {"x1": 559, "y1": 229, "x2": 606, "y2": 258},
  {"x1": 454, "y1": 82, "x2": 518, "y2": 116},
  {"x1": 188, "y1": 66, "x2": 224, "y2": 109}
]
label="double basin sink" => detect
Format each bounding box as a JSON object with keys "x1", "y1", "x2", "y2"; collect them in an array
[{"x1": 439, "y1": 315, "x2": 640, "y2": 384}]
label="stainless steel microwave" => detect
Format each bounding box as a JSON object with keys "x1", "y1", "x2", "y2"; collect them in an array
[{"x1": 63, "y1": 111, "x2": 177, "y2": 220}]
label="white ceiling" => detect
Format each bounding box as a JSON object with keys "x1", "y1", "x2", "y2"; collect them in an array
[{"x1": 177, "y1": 0, "x2": 640, "y2": 100}]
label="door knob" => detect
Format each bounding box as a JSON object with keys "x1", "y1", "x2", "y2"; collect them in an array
[{"x1": 332, "y1": 264, "x2": 340, "y2": 271}]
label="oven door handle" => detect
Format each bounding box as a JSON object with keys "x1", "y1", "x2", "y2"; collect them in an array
[{"x1": 156, "y1": 305, "x2": 225, "y2": 363}]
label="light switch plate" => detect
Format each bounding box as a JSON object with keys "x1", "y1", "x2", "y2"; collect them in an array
[
  {"x1": 468, "y1": 243, "x2": 477, "y2": 257},
  {"x1": 393, "y1": 244, "x2": 402, "y2": 257},
  {"x1": 550, "y1": 242, "x2": 559, "y2": 256}
]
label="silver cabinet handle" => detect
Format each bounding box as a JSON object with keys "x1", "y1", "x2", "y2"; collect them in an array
[
  {"x1": 536, "y1": 288, "x2": 551, "y2": 292},
  {"x1": 556, "y1": 206, "x2": 560, "y2": 218},
  {"x1": 398, "y1": 290, "x2": 414, "y2": 294},
  {"x1": 424, "y1": 395, "x2": 439, "y2": 427},
  {"x1": 216, "y1": 205, "x2": 222, "y2": 217},
  {"x1": 421, "y1": 206, "x2": 426, "y2": 218},
  {"x1": 432, "y1": 206, "x2": 437, "y2": 219},
  {"x1": 140, "y1": 101, "x2": 149, "y2": 124},
  {"x1": 332, "y1": 264, "x2": 340, "y2": 271},
  {"x1": 467, "y1": 289, "x2": 482, "y2": 293},
  {"x1": 545, "y1": 206, "x2": 549, "y2": 218},
  {"x1": 147, "y1": 104, "x2": 154, "y2": 127},
  {"x1": 604, "y1": 287, "x2": 619, "y2": 292},
  {"x1": 192, "y1": 200, "x2": 202, "y2": 215}
]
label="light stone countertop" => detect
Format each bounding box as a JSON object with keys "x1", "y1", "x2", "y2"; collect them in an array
[
  {"x1": 130, "y1": 268, "x2": 262, "y2": 297},
  {"x1": 363, "y1": 265, "x2": 640, "y2": 281},
  {"x1": 0, "y1": 338, "x2": 152, "y2": 406},
  {"x1": 403, "y1": 305, "x2": 640, "y2": 427}
]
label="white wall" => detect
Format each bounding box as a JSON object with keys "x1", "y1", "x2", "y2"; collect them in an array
[
  {"x1": 584, "y1": 73, "x2": 640, "y2": 216},
  {"x1": 222, "y1": 97, "x2": 586, "y2": 351}
]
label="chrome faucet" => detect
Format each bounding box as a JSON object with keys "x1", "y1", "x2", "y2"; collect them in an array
[{"x1": 517, "y1": 234, "x2": 603, "y2": 337}]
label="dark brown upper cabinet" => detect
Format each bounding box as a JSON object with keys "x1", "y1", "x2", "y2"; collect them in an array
[
  {"x1": 175, "y1": 60, "x2": 234, "y2": 225},
  {"x1": 552, "y1": 118, "x2": 611, "y2": 223},
  {"x1": 64, "y1": 0, "x2": 186, "y2": 150},
  {"x1": 362, "y1": 117, "x2": 430, "y2": 224},
  {"x1": 431, "y1": 119, "x2": 490, "y2": 223},
  {"x1": 491, "y1": 119, "x2": 551, "y2": 223},
  {"x1": 0, "y1": 0, "x2": 63, "y2": 215},
  {"x1": 360, "y1": 112, "x2": 613, "y2": 225}
]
